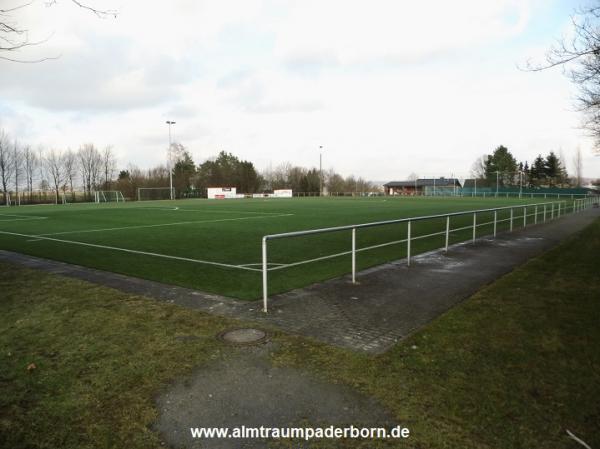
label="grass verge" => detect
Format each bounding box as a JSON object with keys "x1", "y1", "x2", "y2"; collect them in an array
[{"x1": 1, "y1": 218, "x2": 599, "y2": 448}]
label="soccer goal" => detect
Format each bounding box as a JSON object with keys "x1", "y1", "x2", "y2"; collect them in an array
[
  {"x1": 95, "y1": 191, "x2": 126, "y2": 203},
  {"x1": 137, "y1": 187, "x2": 175, "y2": 201}
]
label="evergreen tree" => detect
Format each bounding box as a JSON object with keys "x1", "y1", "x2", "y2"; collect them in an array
[
  {"x1": 195, "y1": 151, "x2": 262, "y2": 194},
  {"x1": 544, "y1": 151, "x2": 564, "y2": 187},
  {"x1": 300, "y1": 169, "x2": 321, "y2": 193},
  {"x1": 483, "y1": 145, "x2": 518, "y2": 187},
  {"x1": 530, "y1": 155, "x2": 546, "y2": 187},
  {"x1": 523, "y1": 161, "x2": 530, "y2": 187},
  {"x1": 172, "y1": 151, "x2": 196, "y2": 197}
]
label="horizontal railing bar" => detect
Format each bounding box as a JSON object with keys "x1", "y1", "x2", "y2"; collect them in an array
[
  {"x1": 264, "y1": 201, "x2": 566, "y2": 241},
  {"x1": 411, "y1": 230, "x2": 448, "y2": 241},
  {"x1": 355, "y1": 237, "x2": 408, "y2": 253},
  {"x1": 451, "y1": 224, "x2": 476, "y2": 232},
  {"x1": 269, "y1": 249, "x2": 354, "y2": 271}
]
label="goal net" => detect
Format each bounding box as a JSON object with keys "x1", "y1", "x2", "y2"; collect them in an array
[
  {"x1": 137, "y1": 187, "x2": 175, "y2": 201},
  {"x1": 95, "y1": 191, "x2": 126, "y2": 203}
]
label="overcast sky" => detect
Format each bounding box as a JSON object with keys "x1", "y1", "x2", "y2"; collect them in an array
[{"x1": 1, "y1": 0, "x2": 599, "y2": 181}]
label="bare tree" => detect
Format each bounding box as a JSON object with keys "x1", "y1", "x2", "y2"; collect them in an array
[
  {"x1": 525, "y1": 4, "x2": 600, "y2": 151},
  {"x1": 326, "y1": 169, "x2": 345, "y2": 193},
  {"x1": 63, "y1": 149, "x2": 77, "y2": 198},
  {"x1": 45, "y1": 149, "x2": 66, "y2": 204},
  {"x1": 0, "y1": 129, "x2": 15, "y2": 205},
  {"x1": 23, "y1": 144, "x2": 37, "y2": 201},
  {"x1": 573, "y1": 147, "x2": 583, "y2": 187},
  {"x1": 13, "y1": 139, "x2": 23, "y2": 205},
  {"x1": 407, "y1": 172, "x2": 419, "y2": 181},
  {"x1": 1, "y1": 1, "x2": 117, "y2": 63},
  {"x1": 102, "y1": 145, "x2": 117, "y2": 189},
  {"x1": 37, "y1": 146, "x2": 49, "y2": 191},
  {"x1": 470, "y1": 155, "x2": 486, "y2": 179},
  {"x1": 78, "y1": 143, "x2": 102, "y2": 198}
]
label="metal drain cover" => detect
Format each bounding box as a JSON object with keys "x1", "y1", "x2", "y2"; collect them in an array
[{"x1": 218, "y1": 328, "x2": 267, "y2": 345}]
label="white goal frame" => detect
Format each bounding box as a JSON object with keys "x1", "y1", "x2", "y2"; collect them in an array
[
  {"x1": 137, "y1": 187, "x2": 175, "y2": 201},
  {"x1": 95, "y1": 191, "x2": 126, "y2": 203}
]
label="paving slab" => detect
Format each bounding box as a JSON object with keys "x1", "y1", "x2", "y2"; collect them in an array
[{"x1": 1, "y1": 208, "x2": 598, "y2": 354}]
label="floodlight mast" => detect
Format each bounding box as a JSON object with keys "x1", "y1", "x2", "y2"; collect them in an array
[
  {"x1": 496, "y1": 171, "x2": 499, "y2": 196},
  {"x1": 519, "y1": 170, "x2": 523, "y2": 198},
  {"x1": 319, "y1": 145, "x2": 323, "y2": 196},
  {"x1": 166, "y1": 120, "x2": 176, "y2": 200}
]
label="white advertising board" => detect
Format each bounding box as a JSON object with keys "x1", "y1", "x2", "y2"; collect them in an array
[
  {"x1": 274, "y1": 189, "x2": 293, "y2": 198},
  {"x1": 207, "y1": 187, "x2": 237, "y2": 199}
]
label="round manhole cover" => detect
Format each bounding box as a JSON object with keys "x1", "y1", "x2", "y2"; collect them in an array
[{"x1": 218, "y1": 328, "x2": 268, "y2": 345}]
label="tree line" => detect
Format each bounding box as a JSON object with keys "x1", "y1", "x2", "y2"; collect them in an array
[
  {"x1": 116, "y1": 148, "x2": 380, "y2": 199},
  {"x1": 471, "y1": 145, "x2": 582, "y2": 189},
  {"x1": 0, "y1": 129, "x2": 117, "y2": 205},
  {"x1": 0, "y1": 128, "x2": 379, "y2": 205}
]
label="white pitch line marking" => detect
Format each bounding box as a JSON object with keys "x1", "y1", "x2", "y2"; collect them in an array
[
  {"x1": 0, "y1": 230, "x2": 262, "y2": 272},
  {"x1": 0, "y1": 218, "x2": 49, "y2": 222},
  {"x1": 0, "y1": 214, "x2": 48, "y2": 222},
  {"x1": 0, "y1": 214, "x2": 46, "y2": 218},
  {"x1": 135, "y1": 207, "x2": 284, "y2": 214},
  {"x1": 237, "y1": 262, "x2": 286, "y2": 267},
  {"x1": 135, "y1": 206, "x2": 180, "y2": 211},
  {"x1": 36, "y1": 213, "x2": 294, "y2": 237}
]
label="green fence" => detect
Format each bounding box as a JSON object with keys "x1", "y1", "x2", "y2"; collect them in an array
[{"x1": 424, "y1": 186, "x2": 591, "y2": 199}]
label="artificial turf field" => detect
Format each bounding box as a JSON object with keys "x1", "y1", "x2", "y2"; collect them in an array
[{"x1": 0, "y1": 196, "x2": 575, "y2": 299}]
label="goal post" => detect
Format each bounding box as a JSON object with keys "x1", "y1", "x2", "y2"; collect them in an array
[
  {"x1": 95, "y1": 191, "x2": 126, "y2": 203},
  {"x1": 137, "y1": 187, "x2": 175, "y2": 201}
]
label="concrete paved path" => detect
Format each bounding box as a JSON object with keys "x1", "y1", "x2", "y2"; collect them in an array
[{"x1": 1, "y1": 208, "x2": 598, "y2": 354}]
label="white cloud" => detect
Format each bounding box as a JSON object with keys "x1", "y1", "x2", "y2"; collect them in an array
[
  {"x1": 272, "y1": 0, "x2": 532, "y2": 66},
  {"x1": 1, "y1": 0, "x2": 599, "y2": 181}
]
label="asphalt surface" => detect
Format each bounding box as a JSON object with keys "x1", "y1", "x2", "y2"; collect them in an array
[{"x1": 154, "y1": 343, "x2": 396, "y2": 449}]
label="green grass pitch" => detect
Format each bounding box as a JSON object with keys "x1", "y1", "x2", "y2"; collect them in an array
[{"x1": 0, "y1": 196, "x2": 569, "y2": 299}]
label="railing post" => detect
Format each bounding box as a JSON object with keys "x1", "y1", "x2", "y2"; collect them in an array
[
  {"x1": 472, "y1": 212, "x2": 476, "y2": 242},
  {"x1": 510, "y1": 208, "x2": 513, "y2": 232},
  {"x1": 493, "y1": 210, "x2": 497, "y2": 237},
  {"x1": 262, "y1": 237, "x2": 268, "y2": 313},
  {"x1": 523, "y1": 206, "x2": 526, "y2": 228},
  {"x1": 351, "y1": 227, "x2": 356, "y2": 284},
  {"x1": 407, "y1": 220, "x2": 411, "y2": 266},
  {"x1": 551, "y1": 203, "x2": 554, "y2": 219},
  {"x1": 534, "y1": 205, "x2": 538, "y2": 224},
  {"x1": 543, "y1": 205, "x2": 546, "y2": 222},
  {"x1": 445, "y1": 215, "x2": 450, "y2": 252}
]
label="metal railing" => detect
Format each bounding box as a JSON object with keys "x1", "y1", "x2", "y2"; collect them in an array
[{"x1": 260, "y1": 196, "x2": 597, "y2": 312}]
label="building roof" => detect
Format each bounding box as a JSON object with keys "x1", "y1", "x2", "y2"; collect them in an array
[
  {"x1": 462, "y1": 178, "x2": 491, "y2": 188},
  {"x1": 384, "y1": 178, "x2": 461, "y2": 188}
]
